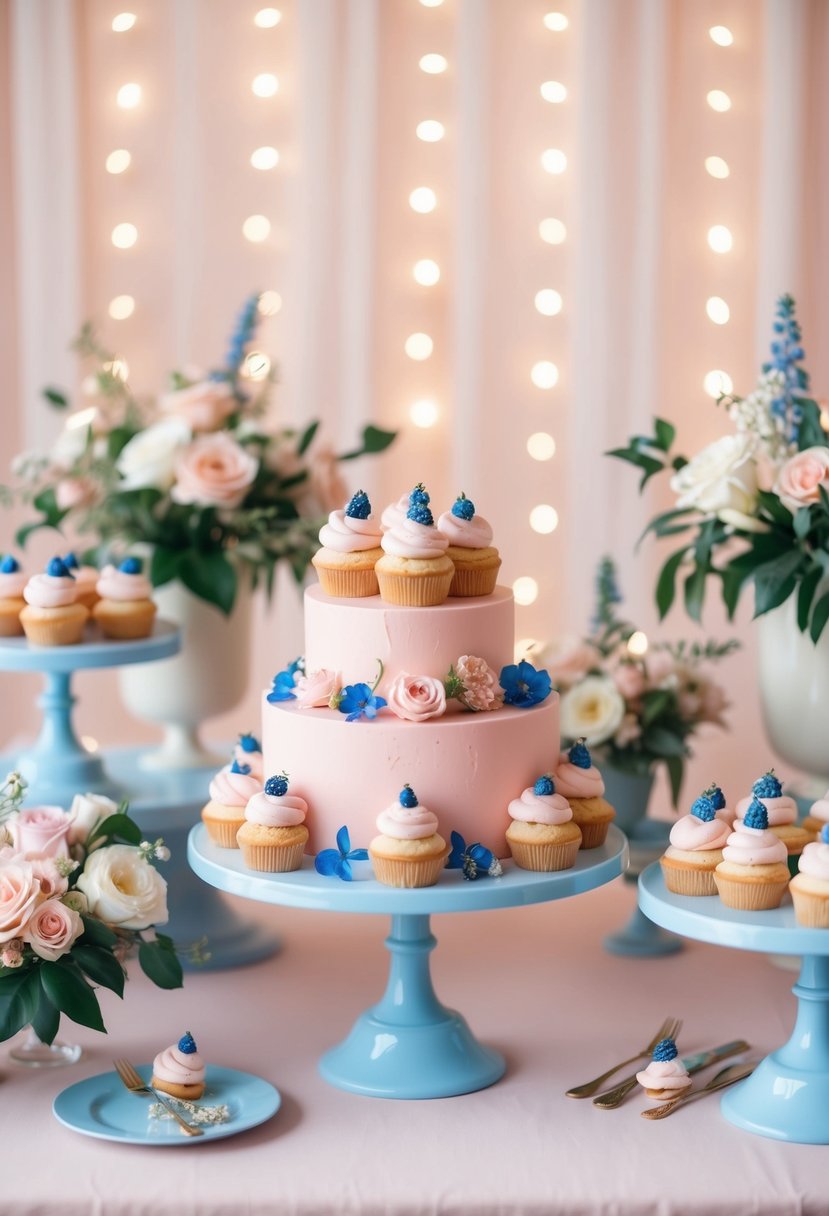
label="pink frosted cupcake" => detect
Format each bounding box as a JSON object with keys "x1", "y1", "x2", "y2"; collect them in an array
[
  {"x1": 506, "y1": 774, "x2": 582, "y2": 871},
  {"x1": 734, "y1": 770, "x2": 810, "y2": 861},
  {"x1": 790, "y1": 825, "x2": 829, "y2": 928},
  {"x1": 554, "y1": 740, "x2": 615, "y2": 848},
  {"x1": 311, "y1": 490, "x2": 383, "y2": 598},
  {"x1": 63, "y1": 552, "x2": 100, "y2": 610},
  {"x1": 636, "y1": 1037, "x2": 691, "y2": 1100},
  {"x1": 236, "y1": 773, "x2": 309, "y2": 871},
  {"x1": 380, "y1": 492, "x2": 411, "y2": 532},
  {"x1": 803, "y1": 791, "x2": 829, "y2": 841},
  {"x1": 93, "y1": 558, "x2": 157, "y2": 639},
  {"x1": 151, "y1": 1031, "x2": 206, "y2": 1100},
  {"x1": 0, "y1": 555, "x2": 27, "y2": 637},
  {"x1": 20, "y1": 557, "x2": 89, "y2": 645},
  {"x1": 375, "y1": 485, "x2": 454, "y2": 607},
  {"x1": 437, "y1": 493, "x2": 501, "y2": 597},
  {"x1": 369, "y1": 785, "x2": 448, "y2": 887},
  {"x1": 714, "y1": 799, "x2": 790, "y2": 910},
  {"x1": 660, "y1": 791, "x2": 731, "y2": 896},
  {"x1": 201, "y1": 760, "x2": 261, "y2": 848}
]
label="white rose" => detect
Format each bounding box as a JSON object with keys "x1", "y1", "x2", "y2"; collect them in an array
[
  {"x1": 76, "y1": 844, "x2": 169, "y2": 930},
  {"x1": 116, "y1": 418, "x2": 192, "y2": 491},
  {"x1": 670, "y1": 434, "x2": 758, "y2": 518},
  {"x1": 67, "y1": 793, "x2": 119, "y2": 846},
  {"x1": 560, "y1": 675, "x2": 626, "y2": 747}
]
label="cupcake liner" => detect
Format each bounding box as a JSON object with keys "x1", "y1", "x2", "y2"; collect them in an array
[
  {"x1": 20, "y1": 606, "x2": 88, "y2": 646},
  {"x1": 575, "y1": 819, "x2": 612, "y2": 850},
  {"x1": 508, "y1": 837, "x2": 581, "y2": 872},
  {"x1": 375, "y1": 567, "x2": 455, "y2": 607},
  {"x1": 0, "y1": 607, "x2": 24, "y2": 637},
  {"x1": 94, "y1": 602, "x2": 157, "y2": 639},
  {"x1": 660, "y1": 859, "x2": 718, "y2": 897},
  {"x1": 315, "y1": 565, "x2": 379, "y2": 599},
  {"x1": 201, "y1": 812, "x2": 245, "y2": 849},
  {"x1": 449, "y1": 563, "x2": 501, "y2": 598},
  {"x1": 369, "y1": 849, "x2": 449, "y2": 887},
  {"x1": 802, "y1": 816, "x2": 825, "y2": 840},
  {"x1": 790, "y1": 885, "x2": 829, "y2": 928},
  {"x1": 238, "y1": 838, "x2": 306, "y2": 873},
  {"x1": 713, "y1": 873, "x2": 789, "y2": 911}
]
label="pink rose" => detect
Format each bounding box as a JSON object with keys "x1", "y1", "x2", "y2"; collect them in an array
[
  {"x1": 171, "y1": 433, "x2": 258, "y2": 509},
  {"x1": 55, "y1": 475, "x2": 100, "y2": 511},
  {"x1": 645, "y1": 651, "x2": 676, "y2": 688},
  {"x1": 29, "y1": 856, "x2": 69, "y2": 899},
  {"x1": 10, "y1": 807, "x2": 71, "y2": 858},
  {"x1": 0, "y1": 860, "x2": 41, "y2": 943},
  {"x1": 387, "y1": 673, "x2": 447, "y2": 722},
  {"x1": 774, "y1": 446, "x2": 829, "y2": 513},
  {"x1": 23, "y1": 897, "x2": 83, "y2": 962},
  {"x1": 613, "y1": 662, "x2": 646, "y2": 700},
  {"x1": 160, "y1": 380, "x2": 237, "y2": 433},
  {"x1": 295, "y1": 668, "x2": 340, "y2": 708},
  {"x1": 0, "y1": 939, "x2": 24, "y2": 968},
  {"x1": 543, "y1": 639, "x2": 598, "y2": 688}
]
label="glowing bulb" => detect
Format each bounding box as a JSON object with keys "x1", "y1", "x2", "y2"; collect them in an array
[
  {"x1": 627, "y1": 630, "x2": 649, "y2": 657},
  {"x1": 531, "y1": 361, "x2": 559, "y2": 390},
  {"x1": 709, "y1": 25, "x2": 733, "y2": 46},
  {"x1": 513, "y1": 577, "x2": 539, "y2": 606},
  {"x1": 251, "y1": 146, "x2": 280, "y2": 171},
  {"x1": 252, "y1": 73, "x2": 279, "y2": 98},
  {"x1": 254, "y1": 8, "x2": 281, "y2": 27},
  {"x1": 258, "y1": 290, "x2": 282, "y2": 316},
  {"x1": 527, "y1": 432, "x2": 556, "y2": 461},
  {"x1": 540, "y1": 81, "x2": 567, "y2": 103},
  {"x1": 419, "y1": 0, "x2": 444, "y2": 6},
  {"x1": 242, "y1": 351, "x2": 271, "y2": 381},
  {"x1": 413, "y1": 259, "x2": 440, "y2": 286},
  {"x1": 116, "y1": 83, "x2": 142, "y2": 109},
  {"x1": 706, "y1": 296, "x2": 730, "y2": 325},
  {"x1": 67, "y1": 406, "x2": 99, "y2": 430},
  {"x1": 541, "y1": 148, "x2": 567, "y2": 174},
  {"x1": 405, "y1": 333, "x2": 433, "y2": 361},
  {"x1": 103, "y1": 358, "x2": 129, "y2": 382},
  {"x1": 704, "y1": 369, "x2": 734, "y2": 398},
  {"x1": 416, "y1": 120, "x2": 445, "y2": 142},
  {"x1": 111, "y1": 13, "x2": 136, "y2": 32},
  {"x1": 529, "y1": 504, "x2": 559, "y2": 534},
  {"x1": 535, "y1": 289, "x2": 563, "y2": 316},
  {"x1": 111, "y1": 222, "x2": 138, "y2": 249},
  {"x1": 419, "y1": 53, "x2": 448, "y2": 74},
  {"x1": 409, "y1": 187, "x2": 437, "y2": 214},
  {"x1": 108, "y1": 295, "x2": 135, "y2": 320},
  {"x1": 81, "y1": 735, "x2": 100, "y2": 752},
  {"x1": 707, "y1": 89, "x2": 731, "y2": 112},
  {"x1": 705, "y1": 155, "x2": 730, "y2": 179},
  {"x1": 539, "y1": 217, "x2": 566, "y2": 245},
  {"x1": 410, "y1": 398, "x2": 440, "y2": 428},
  {"x1": 105, "y1": 149, "x2": 131, "y2": 175},
  {"x1": 707, "y1": 224, "x2": 733, "y2": 253},
  {"x1": 243, "y1": 215, "x2": 271, "y2": 243},
  {"x1": 543, "y1": 12, "x2": 569, "y2": 31}
]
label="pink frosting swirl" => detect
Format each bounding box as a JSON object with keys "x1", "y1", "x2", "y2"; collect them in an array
[
  {"x1": 96, "y1": 564, "x2": 153, "y2": 601},
  {"x1": 380, "y1": 494, "x2": 410, "y2": 532},
  {"x1": 245, "y1": 790, "x2": 307, "y2": 828},
  {"x1": 376, "y1": 801, "x2": 439, "y2": 840},
  {"x1": 797, "y1": 840, "x2": 829, "y2": 881},
  {"x1": 508, "y1": 787, "x2": 573, "y2": 826},
  {"x1": 436, "y1": 511, "x2": 494, "y2": 549},
  {"x1": 0, "y1": 570, "x2": 27, "y2": 598},
  {"x1": 72, "y1": 566, "x2": 99, "y2": 596},
  {"x1": 735, "y1": 794, "x2": 797, "y2": 827},
  {"x1": 381, "y1": 517, "x2": 449, "y2": 560},
  {"x1": 554, "y1": 754, "x2": 605, "y2": 799},
  {"x1": 152, "y1": 1044, "x2": 206, "y2": 1086},
  {"x1": 318, "y1": 509, "x2": 382, "y2": 553},
  {"x1": 208, "y1": 768, "x2": 261, "y2": 807},
  {"x1": 722, "y1": 823, "x2": 788, "y2": 866},
  {"x1": 23, "y1": 572, "x2": 78, "y2": 608},
  {"x1": 808, "y1": 793, "x2": 829, "y2": 824},
  {"x1": 636, "y1": 1059, "x2": 690, "y2": 1092},
  {"x1": 669, "y1": 815, "x2": 730, "y2": 851}
]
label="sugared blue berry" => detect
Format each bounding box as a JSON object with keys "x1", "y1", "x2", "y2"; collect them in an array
[
  {"x1": 345, "y1": 490, "x2": 372, "y2": 520},
  {"x1": 178, "y1": 1031, "x2": 197, "y2": 1054},
  {"x1": 265, "y1": 773, "x2": 289, "y2": 797},
  {"x1": 119, "y1": 556, "x2": 142, "y2": 574},
  {"x1": 451, "y1": 493, "x2": 475, "y2": 521},
  {"x1": 705, "y1": 784, "x2": 726, "y2": 811},
  {"x1": 0, "y1": 555, "x2": 19, "y2": 574},
  {"x1": 399, "y1": 785, "x2": 418, "y2": 808},
  {"x1": 63, "y1": 552, "x2": 79, "y2": 570},
  {"x1": 409, "y1": 483, "x2": 430, "y2": 507},
  {"x1": 653, "y1": 1038, "x2": 678, "y2": 1063},
  {"x1": 743, "y1": 798, "x2": 769, "y2": 831},
  {"x1": 568, "y1": 739, "x2": 592, "y2": 769},
  {"x1": 230, "y1": 759, "x2": 251, "y2": 776},
  {"x1": 691, "y1": 794, "x2": 716, "y2": 822},
  {"x1": 752, "y1": 770, "x2": 782, "y2": 799},
  {"x1": 239, "y1": 732, "x2": 261, "y2": 753},
  {"x1": 534, "y1": 774, "x2": 555, "y2": 796},
  {"x1": 46, "y1": 557, "x2": 70, "y2": 578},
  {"x1": 407, "y1": 502, "x2": 434, "y2": 526}
]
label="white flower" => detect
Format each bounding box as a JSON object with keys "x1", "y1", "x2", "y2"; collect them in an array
[
  {"x1": 559, "y1": 675, "x2": 626, "y2": 747},
  {"x1": 76, "y1": 844, "x2": 169, "y2": 930},
  {"x1": 670, "y1": 433, "x2": 758, "y2": 519},
  {"x1": 67, "y1": 792, "x2": 119, "y2": 846},
  {"x1": 116, "y1": 418, "x2": 192, "y2": 491}
]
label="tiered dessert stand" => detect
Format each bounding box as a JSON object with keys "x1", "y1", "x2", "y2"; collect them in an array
[
  {"x1": 189, "y1": 822, "x2": 629, "y2": 1099},
  {"x1": 639, "y1": 863, "x2": 829, "y2": 1144}
]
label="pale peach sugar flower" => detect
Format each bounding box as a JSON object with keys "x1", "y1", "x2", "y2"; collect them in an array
[{"x1": 456, "y1": 655, "x2": 504, "y2": 712}]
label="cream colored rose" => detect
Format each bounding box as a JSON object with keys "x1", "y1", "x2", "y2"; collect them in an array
[
  {"x1": 23, "y1": 897, "x2": 83, "y2": 962},
  {"x1": 0, "y1": 860, "x2": 41, "y2": 943},
  {"x1": 559, "y1": 676, "x2": 626, "y2": 746},
  {"x1": 117, "y1": 418, "x2": 192, "y2": 491},
  {"x1": 171, "y1": 433, "x2": 258, "y2": 509},
  {"x1": 68, "y1": 793, "x2": 119, "y2": 846},
  {"x1": 76, "y1": 845, "x2": 168, "y2": 930},
  {"x1": 160, "y1": 380, "x2": 237, "y2": 433},
  {"x1": 670, "y1": 434, "x2": 758, "y2": 518},
  {"x1": 773, "y1": 446, "x2": 829, "y2": 513}
]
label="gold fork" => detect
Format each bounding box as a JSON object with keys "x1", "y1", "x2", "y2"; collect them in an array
[
  {"x1": 565, "y1": 1016, "x2": 682, "y2": 1099},
  {"x1": 113, "y1": 1058, "x2": 204, "y2": 1137}
]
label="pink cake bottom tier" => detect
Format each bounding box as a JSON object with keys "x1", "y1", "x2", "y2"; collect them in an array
[{"x1": 262, "y1": 693, "x2": 560, "y2": 858}]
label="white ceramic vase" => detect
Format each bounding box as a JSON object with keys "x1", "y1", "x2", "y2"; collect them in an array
[{"x1": 119, "y1": 577, "x2": 253, "y2": 771}]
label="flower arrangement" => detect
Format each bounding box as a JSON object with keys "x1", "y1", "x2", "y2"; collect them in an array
[
  {"x1": 0, "y1": 776, "x2": 182, "y2": 1045},
  {"x1": 608, "y1": 294, "x2": 829, "y2": 641},
  {"x1": 536, "y1": 558, "x2": 735, "y2": 804},
  {"x1": 3, "y1": 296, "x2": 395, "y2": 614}
]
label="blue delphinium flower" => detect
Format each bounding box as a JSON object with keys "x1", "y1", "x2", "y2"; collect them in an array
[
  {"x1": 690, "y1": 794, "x2": 716, "y2": 822},
  {"x1": 338, "y1": 682, "x2": 387, "y2": 722},
  {"x1": 119, "y1": 556, "x2": 142, "y2": 574},
  {"x1": 345, "y1": 490, "x2": 372, "y2": 520},
  {"x1": 230, "y1": 758, "x2": 251, "y2": 776},
  {"x1": 762, "y1": 294, "x2": 810, "y2": 443},
  {"x1": 222, "y1": 293, "x2": 261, "y2": 375},
  {"x1": 652, "y1": 1038, "x2": 678, "y2": 1063},
  {"x1": 743, "y1": 798, "x2": 769, "y2": 831},
  {"x1": 0, "y1": 555, "x2": 20, "y2": 573},
  {"x1": 500, "y1": 661, "x2": 552, "y2": 708},
  {"x1": 267, "y1": 657, "x2": 305, "y2": 703},
  {"x1": 451, "y1": 493, "x2": 475, "y2": 521},
  {"x1": 447, "y1": 830, "x2": 503, "y2": 880},
  {"x1": 47, "y1": 556, "x2": 72, "y2": 579},
  {"x1": 752, "y1": 770, "x2": 782, "y2": 799},
  {"x1": 315, "y1": 825, "x2": 369, "y2": 881},
  {"x1": 568, "y1": 739, "x2": 592, "y2": 769}
]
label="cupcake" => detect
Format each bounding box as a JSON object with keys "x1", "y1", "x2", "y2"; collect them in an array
[
  {"x1": 734, "y1": 770, "x2": 811, "y2": 873},
  {"x1": 505, "y1": 774, "x2": 582, "y2": 871},
  {"x1": 236, "y1": 773, "x2": 309, "y2": 872},
  {"x1": 380, "y1": 493, "x2": 410, "y2": 532},
  {"x1": 660, "y1": 791, "x2": 731, "y2": 896},
  {"x1": 233, "y1": 732, "x2": 264, "y2": 782},
  {"x1": 714, "y1": 799, "x2": 791, "y2": 911},
  {"x1": 636, "y1": 1038, "x2": 691, "y2": 1101},
  {"x1": 369, "y1": 784, "x2": 448, "y2": 887},
  {"x1": 151, "y1": 1031, "x2": 206, "y2": 1100},
  {"x1": 311, "y1": 490, "x2": 383, "y2": 598},
  {"x1": 201, "y1": 759, "x2": 261, "y2": 848},
  {"x1": 20, "y1": 557, "x2": 89, "y2": 646},
  {"x1": 0, "y1": 555, "x2": 27, "y2": 637},
  {"x1": 436, "y1": 493, "x2": 501, "y2": 597},
  {"x1": 553, "y1": 740, "x2": 616, "y2": 849},
  {"x1": 375, "y1": 485, "x2": 454, "y2": 607},
  {"x1": 789, "y1": 824, "x2": 829, "y2": 928},
  {"x1": 93, "y1": 557, "x2": 157, "y2": 639},
  {"x1": 803, "y1": 791, "x2": 829, "y2": 841},
  {"x1": 63, "y1": 552, "x2": 100, "y2": 610}
]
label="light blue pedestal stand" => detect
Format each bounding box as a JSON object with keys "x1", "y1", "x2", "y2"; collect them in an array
[
  {"x1": 189, "y1": 823, "x2": 628, "y2": 1099},
  {"x1": 604, "y1": 821, "x2": 684, "y2": 958},
  {"x1": 639, "y1": 864, "x2": 829, "y2": 1144}
]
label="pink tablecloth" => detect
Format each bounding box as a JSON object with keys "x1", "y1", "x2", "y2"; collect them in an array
[{"x1": 1, "y1": 876, "x2": 824, "y2": 1214}]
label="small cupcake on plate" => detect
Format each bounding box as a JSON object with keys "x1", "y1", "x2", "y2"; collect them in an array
[
  {"x1": 437, "y1": 493, "x2": 501, "y2": 597},
  {"x1": 233, "y1": 732, "x2": 264, "y2": 782},
  {"x1": 20, "y1": 557, "x2": 88, "y2": 646},
  {"x1": 380, "y1": 492, "x2": 411, "y2": 532},
  {"x1": 63, "y1": 552, "x2": 99, "y2": 610},
  {"x1": 201, "y1": 759, "x2": 261, "y2": 848},
  {"x1": 311, "y1": 490, "x2": 383, "y2": 598},
  {"x1": 636, "y1": 1038, "x2": 691, "y2": 1101},
  {"x1": 553, "y1": 740, "x2": 616, "y2": 849},
  {"x1": 803, "y1": 791, "x2": 829, "y2": 842},
  {"x1": 714, "y1": 798, "x2": 790, "y2": 911},
  {"x1": 376, "y1": 485, "x2": 454, "y2": 607},
  {"x1": 734, "y1": 770, "x2": 811, "y2": 873},
  {"x1": 789, "y1": 824, "x2": 829, "y2": 928},
  {"x1": 151, "y1": 1031, "x2": 206, "y2": 1100},
  {"x1": 0, "y1": 555, "x2": 27, "y2": 637},
  {"x1": 236, "y1": 772, "x2": 309, "y2": 872},
  {"x1": 369, "y1": 784, "x2": 448, "y2": 888},
  {"x1": 660, "y1": 790, "x2": 731, "y2": 896},
  {"x1": 506, "y1": 774, "x2": 582, "y2": 871},
  {"x1": 93, "y1": 557, "x2": 157, "y2": 639}
]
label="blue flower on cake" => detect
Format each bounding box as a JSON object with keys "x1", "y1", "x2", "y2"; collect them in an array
[
  {"x1": 266, "y1": 656, "x2": 305, "y2": 703},
  {"x1": 315, "y1": 825, "x2": 369, "y2": 881},
  {"x1": 447, "y1": 831, "x2": 503, "y2": 881},
  {"x1": 336, "y1": 659, "x2": 387, "y2": 722},
  {"x1": 499, "y1": 660, "x2": 552, "y2": 708}
]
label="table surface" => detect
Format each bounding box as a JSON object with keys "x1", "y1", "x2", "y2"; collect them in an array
[{"x1": 2, "y1": 877, "x2": 826, "y2": 1215}]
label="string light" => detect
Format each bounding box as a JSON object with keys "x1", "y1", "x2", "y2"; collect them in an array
[
  {"x1": 111, "y1": 13, "x2": 136, "y2": 32},
  {"x1": 539, "y1": 217, "x2": 566, "y2": 245},
  {"x1": 242, "y1": 215, "x2": 271, "y2": 243},
  {"x1": 111, "y1": 222, "x2": 138, "y2": 249},
  {"x1": 106, "y1": 149, "x2": 131, "y2": 175},
  {"x1": 540, "y1": 81, "x2": 567, "y2": 103},
  {"x1": 706, "y1": 89, "x2": 731, "y2": 112},
  {"x1": 410, "y1": 399, "x2": 440, "y2": 428},
  {"x1": 413, "y1": 259, "x2": 440, "y2": 286},
  {"x1": 241, "y1": 351, "x2": 271, "y2": 381},
  {"x1": 706, "y1": 296, "x2": 730, "y2": 325},
  {"x1": 116, "y1": 83, "x2": 142, "y2": 109},
  {"x1": 527, "y1": 432, "x2": 556, "y2": 461},
  {"x1": 627, "y1": 631, "x2": 649, "y2": 657},
  {"x1": 707, "y1": 224, "x2": 733, "y2": 253},
  {"x1": 531, "y1": 361, "x2": 559, "y2": 390},
  {"x1": 258, "y1": 290, "x2": 282, "y2": 316},
  {"x1": 81, "y1": 735, "x2": 100, "y2": 752},
  {"x1": 709, "y1": 26, "x2": 733, "y2": 46},
  {"x1": 252, "y1": 73, "x2": 279, "y2": 98},
  {"x1": 513, "y1": 577, "x2": 539, "y2": 606},
  {"x1": 529, "y1": 504, "x2": 559, "y2": 534},
  {"x1": 254, "y1": 8, "x2": 281, "y2": 27},
  {"x1": 405, "y1": 333, "x2": 433, "y2": 361},
  {"x1": 534, "y1": 289, "x2": 562, "y2": 316},
  {"x1": 705, "y1": 155, "x2": 730, "y2": 178},
  {"x1": 419, "y1": 54, "x2": 448, "y2": 74},
  {"x1": 541, "y1": 148, "x2": 567, "y2": 174},
  {"x1": 251, "y1": 146, "x2": 280, "y2": 170},
  {"x1": 416, "y1": 120, "x2": 445, "y2": 142},
  {"x1": 409, "y1": 187, "x2": 437, "y2": 214},
  {"x1": 703, "y1": 370, "x2": 733, "y2": 397},
  {"x1": 108, "y1": 295, "x2": 135, "y2": 320},
  {"x1": 543, "y1": 12, "x2": 569, "y2": 31}
]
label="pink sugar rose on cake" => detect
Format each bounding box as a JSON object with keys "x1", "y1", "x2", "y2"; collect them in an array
[
  {"x1": 171, "y1": 432, "x2": 258, "y2": 509},
  {"x1": 295, "y1": 668, "x2": 340, "y2": 708},
  {"x1": 387, "y1": 673, "x2": 446, "y2": 722}
]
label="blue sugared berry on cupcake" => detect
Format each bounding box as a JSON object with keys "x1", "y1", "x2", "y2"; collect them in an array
[
  {"x1": 119, "y1": 556, "x2": 143, "y2": 574},
  {"x1": 451, "y1": 493, "x2": 475, "y2": 521},
  {"x1": 534, "y1": 774, "x2": 555, "y2": 796},
  {"x1": 568, "y1": 739, "x2": 592, "y2": 769},
  {"x1": 265, "y1": 773, "x2": 290, "y2": 797},
  {"x1": 409, "y1": 483, "x2": 430, "y2": 507},
  {"x1": 399, "y1": 784, "x2": 418, "y2": 808},
  {"x1": 704, "y1": 783, "x2": 726, "y2": 811},
  {"x1": 345, "y1": 490, "x2": 372, "y2": 520},
  {"x1": 0, "y1": 555, "x2": 20, "y2": 573},
  {"x1": 407, "y1": 501, "x2": 434, "y2": 526},
  {"x1": 178, "y1": 1031, "x2": 198, "y2": 1054},
  {"x1": 691, "y1": 794, "x2": 716, "y2": 822},
  {"x1": 744, "y1": 798, "x2": 769, "y2": 831},
  {"x1": 752, "y1": 770, "x2": 782, "y2": 799},
  {"x1": 652, "y1": 1037, "x2": 678, "y2": 1063},
  {"x1": 47, "y1": 556, "x2": 71, "y2": 578},
  {"x1": 238, "y1": 732, "x2": 261, "y2": 753},
  {"x1": 230, "y1": 759, "x2": 251, "y2": 776}
]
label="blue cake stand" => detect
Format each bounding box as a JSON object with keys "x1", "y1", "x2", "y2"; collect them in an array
[
  {"x1": 188, "y1": 823, "x2": 629, "y2": 1099},
  {"x1": 604, "y1": 820, "x2": 683, "y2": 958},
  {"x1": 639, "y1": 863, "x2": 829, "y2": 1144}
]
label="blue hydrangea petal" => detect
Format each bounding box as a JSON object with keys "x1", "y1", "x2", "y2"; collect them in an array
[
  {"x1": 336, "y1": 825, "x2": 352, "y2": 856},
  {"x1": 347, "y1": 848, "x2": 369, "y2": 861},
  {"x1": 315, "y1": 850, "x2": 341, "y2": 877},
  {"x1": 447, "y1": 830, "x2": 466, "y2": 869}
]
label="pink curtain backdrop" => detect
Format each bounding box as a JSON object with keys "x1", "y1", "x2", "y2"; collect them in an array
[{"x1": 1, "y1": 0, "x2": 828, "y2": 808}]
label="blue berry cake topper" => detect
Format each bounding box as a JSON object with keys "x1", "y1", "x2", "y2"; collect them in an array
[
  {"x1": 230, "y1": 758, "x2": 251, "y2": 776},
  {"x1": 569, "y1": 739, "x2": 592, "y2": 769},
  {"x1": 652, "y1": 1038, "x2": 678, "y2": 1063},
  {"x1": 345, "y1": 490, "x2": 372, "y2": 520},
  {"x1": 399, "y1": 784, "x2": 418, "y2": 808},
  {"x1": 752, "y1": 770, "x2": 782, "y2": 799},
  {"x1": 238, "y1": 732, "x2": 261, "y2": 753},
  {"x1": 178, "y1": 1031, "x2": 197, "y2": 1054},
  {"x1": 744, "y1": 798, "x2": 769, "y2": 831},
  {"x1": 0, "y1": 555, "x2": 19, "y2": 573},
  {"x1": 265, "y1": 773, "x2": 289, "y2": 797},
  {"x1": 63, "y1": 552, "x2": 79, "y2": 570},
  {"x1": 704, "y1": 783, "x2": 726, "y2": 811},
  {"x1": 407, "y1": 484, "x2": 434, "y2": 526},
  {"x1": 119, "y1": 556, "x2": 143, "y2": 574},
  {"x1": 451, "y1": 492, "x2": 475, "y2": 521},
  {"x1": 534, "y1": 774, "x2": 555, "y2": 796},
  {"x1": 409, "y1": 483, "x2": 430, "y2": 506},
  {"x1": 691, "y1": 794, "x2": 716, "y2": 822},
  {"x1": 47, "y1": 557, "x2": 72, "y2": 578}
]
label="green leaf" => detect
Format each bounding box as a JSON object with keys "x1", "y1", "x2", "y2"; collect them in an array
[
  {"x1": 654, "y1": 418, "x2": 676, "y2": 452},
  {"x1": 638, "y1": 507, "x2": 696, "y2": 547},
  {"x1": 31, "y1": 991, "x2": 60, "y2": 1045},
  {"x1": 642, "y1": 727, "x2": 687, "y2": 758},
  {"x1": 79, "y1": 914, "x2": 118, "y2": 949},
  {"x1": 683, "y1": 563, "x2": 707, "y2": 622},
  {"x1": 72, "y1": 945, "x2": 125, "y2": 998},
  {"x1": 139, "y1": 940, "x2": 183, "y2": 990},
  {"x1": 810, "y1": 591, "x2": 829, "y2": 644},
  {"x1": 43, "y1": 387, "x2": 69, "y2": 409},
  {"x1": 150, "y1": 546, "x2": 181, "y2": 589},
  {"x1": 793, "y1": 506, "x2": 812, "y2": 540},
  {"x1": 655, "y1": 548, "x2": 688, "y2": 618},
  {"x1": 796, "y1": 398, "x2": 826, "y2": 450},
  {"x1": 107, "y1": 426, "x2": 135, "y2": 461},
  {"x1": 720, "y1": 564, "x2": 751, "y2": 619},
  {"x1": 339, "y1": 425, "x2": 397, "y2": 461},
  {"x1": 757, "y1": 490, "x2": 793, "y2": 527},
  {"x1": 797, "y1": 566, "x2": 823, "y2": 632},
  {"x1": 641, "y1": 689, "x2": 673, "y2": 726},
  {"x1": 0, "y1": 968, "x2": 41, "y2": 1042},
  {"x1": 297, "y1": 419, "x2": 320, "y2": 456},
  {"x1": 665, "y1": 755, "x2": 685, "y2": 808},
  {"x1": 178, "y1": 551, "x2": 237, "y2": 615},
  {"x1": 86, "y1": 813, "x2": 142, "y2": 849},
  {"x1": 605, "y1": 447, "x2": 665, "y2": 489},
  {"x1": 39, "y1": 960, "x2": 106, "y2": 1032},
  {"x1": 752, "y1": 549, "x2": 803, "y2": 617}
]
